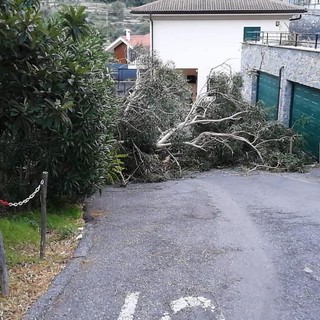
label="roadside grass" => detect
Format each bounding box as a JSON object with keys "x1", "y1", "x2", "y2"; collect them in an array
[{"x1": 0, "y1": 205, "x2": 84, "y2": 319}]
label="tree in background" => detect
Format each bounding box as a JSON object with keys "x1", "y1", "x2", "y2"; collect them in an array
[
  {"x1": 109, "y1": 0, "x2": 125, "y2": 19},
  {"x1": 0, "y1": 0, "x2": 120, "y2": 203}
]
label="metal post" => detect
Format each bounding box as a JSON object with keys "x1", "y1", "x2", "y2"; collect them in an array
[
  {"x1": 280, "y1": 33, "x2": 282, "y2": 45},
  {"x1": 40, "y1": 172, "x2": 48, "y2": 259},
  {"x1": 295, "y1": 33, "x2": 298, "y2": 47},
  {"x1": 0, "y1": 230, "x2": 9, "y2": 296},
  {"x1": 315, "y1": 34, "x2": 318, "y2": 49}
]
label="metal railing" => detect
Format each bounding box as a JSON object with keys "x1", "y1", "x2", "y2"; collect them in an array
[{"x1": 245, "y1": 31, "x2": 320, "y2": 50}]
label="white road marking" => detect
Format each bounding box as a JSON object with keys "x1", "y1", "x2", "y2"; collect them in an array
[
  {"x1": 118, "y1": 292, "x2": 140, "y2": 320},
  {"x1": 171, "y1": 296, "x2": 215, "y2": 313},
  {"x1": 160, "y1": 296, "x2": 225, "y2": 319},
  {"x1": 118, "y1": 293, "x2": 225, "y2": 320},
  {"x1": 304, "y1": 266, "x2": 313, "y2": 274},
  {"x1": 159, "y1": 313, "x2": 171, "y2": 320}
]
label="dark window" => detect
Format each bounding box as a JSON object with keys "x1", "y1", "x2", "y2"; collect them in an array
[
  {"x1": 187, "y1": 75, "x2": 197, "y2": 84},
  {"x1": 243, "y1": 27, "x2": 261, "y2": 41}
]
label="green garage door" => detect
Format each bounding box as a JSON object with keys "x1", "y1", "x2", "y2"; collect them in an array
[
  {"x1": 291, "y1": 84, "x2": 320, "y2": 158},
  {"x1": 256, "y1": 72, "x2": 279, "y2": 121}
]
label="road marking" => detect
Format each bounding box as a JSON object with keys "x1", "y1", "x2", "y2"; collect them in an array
[
  {"x1": 118, "y1": 293, "x2": 225, "y2": 320},
  {"x1": 160, "y1": 296, "x2": 225, "y2": 319},
  {"x1": 118, "y1": 292, "x2": 140, "y2": 320},
  {"x1": 171, "y1": 296, "x2": 215, "y2": 313},
  {"x1": 160, "y1": 313, "x2": 171, "y2": 320}
]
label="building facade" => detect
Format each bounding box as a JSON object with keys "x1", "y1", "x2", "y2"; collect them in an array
[
  {"x1": 241, "y1": 42, "x2": 320, "y2": 157},
  {"x1": 131, "y1": 0, "x2": 305, "y2": 95}
]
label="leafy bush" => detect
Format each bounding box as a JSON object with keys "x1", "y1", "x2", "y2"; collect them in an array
[{"x1": 0, "y1": 1, "x2": 119, "y2": 203}]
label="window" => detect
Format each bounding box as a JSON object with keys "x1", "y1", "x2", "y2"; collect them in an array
[
  {"x1": 187, "y1": 75, "x2": 197, "y2": 84},
  {"x1": 243, "y1": 27, "x2": 261, "y2": 42}
]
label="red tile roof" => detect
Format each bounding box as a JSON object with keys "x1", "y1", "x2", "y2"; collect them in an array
[
  {"x1": 131, "y1": 0, "x2": 306, "y2": 14},
  {"x1": 121, "y1": 34, "x2": 150, "y2": 47}
]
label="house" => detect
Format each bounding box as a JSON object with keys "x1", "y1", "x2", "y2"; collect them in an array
[
  {"x1": 106, "y1": 30, "x2": 150, "y2": 96},
  {"x1": 106, "y1": 29, "x2": 150, "y2": 64},
  {"x1": 241, "y1": 32, "x2": 320, "y2": 158},
  {"x1": 131, "y1": 0, "x2": 306, "y2": 96}
]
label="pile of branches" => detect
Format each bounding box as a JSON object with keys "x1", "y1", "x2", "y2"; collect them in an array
[{"x1": 117, "y1": 58, "x2": 310, "y2": 182}]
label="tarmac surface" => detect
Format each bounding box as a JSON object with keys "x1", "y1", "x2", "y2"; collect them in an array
[{"x1": 25, "y1": 168, "x2": 320, "y2": 320}]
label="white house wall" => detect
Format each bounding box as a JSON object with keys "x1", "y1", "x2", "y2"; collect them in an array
[{"x1": 152, "y1": 16, "x2": 289, "y2": 95}]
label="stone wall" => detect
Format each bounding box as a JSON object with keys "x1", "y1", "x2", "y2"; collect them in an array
[
  {"x1": 290, "y1": 11, "x2": 320, "y2": 34},
  {"x1": 241, "y1": 43, "x2": 320, "y2": 126}
]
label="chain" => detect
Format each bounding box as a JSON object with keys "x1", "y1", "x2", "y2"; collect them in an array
[{"x1": 2, "y1": 180, "x2": 45, "y2": 207}]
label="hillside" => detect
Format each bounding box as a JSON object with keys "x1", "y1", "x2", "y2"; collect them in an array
[{"x1": 40, "y1": 0, "x2": 150, "y2": 41}]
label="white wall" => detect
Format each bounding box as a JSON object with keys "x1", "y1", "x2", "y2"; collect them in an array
[{"x1": 152, "y1": 16, "x2": 289, "y2": 95}]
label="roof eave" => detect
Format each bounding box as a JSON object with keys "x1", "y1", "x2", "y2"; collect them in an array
[
  {"x1": 131, "y1": 9, "x2": 307, "y2": 15},
  {"x1": 105, "y1": 37, "x2": 132, "y2": 52}
]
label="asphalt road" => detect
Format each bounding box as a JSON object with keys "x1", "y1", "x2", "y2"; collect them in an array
[{"x1": 25, "y1": 169, "x2": 320, "y2": 320}]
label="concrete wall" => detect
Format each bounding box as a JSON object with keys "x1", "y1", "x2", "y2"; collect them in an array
[
  {"x1": 152, "y1": 14, "x2": 292, "y2": 95},
  {"x1": 241, "y1": 43, "x2": 320, "y2": 126}
]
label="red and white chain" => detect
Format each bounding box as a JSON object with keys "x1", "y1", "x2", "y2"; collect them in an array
[{"x1": 0, "y1": 180, "x2": 44, "y2": 207}]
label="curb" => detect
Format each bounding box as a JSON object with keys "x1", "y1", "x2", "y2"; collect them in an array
[{"x1": 24, "y1": 221, "x2": 95, "y2": 320}]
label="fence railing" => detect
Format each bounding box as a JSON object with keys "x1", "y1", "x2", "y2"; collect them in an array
[
  {"x1": 0, "y1": 172, "x2": 48, "y2": 296},
  {"x1": 245, "y1": 31, "x2": 320, "y2": 50}
]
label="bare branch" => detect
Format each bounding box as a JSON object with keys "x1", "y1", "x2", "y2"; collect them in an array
[
  {"x1": 156, "y1": 111, "x2": 248, "y2": 148},
  {"x1": 165, "y1": 149, "x2": 182, "y2": 175},
  {"x1": 188, "y1": 132, "x2": 264, "y2": 162}
]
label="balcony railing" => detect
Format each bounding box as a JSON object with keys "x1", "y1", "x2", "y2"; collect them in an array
[{"x1": 245, "y1": 31, "x2": 320, "y2": 50}]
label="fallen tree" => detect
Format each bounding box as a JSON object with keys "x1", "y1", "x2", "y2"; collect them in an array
[{"x1": 117, "y1": 58, "x2": 311, "y2": 183}]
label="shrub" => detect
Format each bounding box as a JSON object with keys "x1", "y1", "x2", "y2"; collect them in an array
[{"x1": 0, "y1": 1, "x2": 118, "y2": 203}]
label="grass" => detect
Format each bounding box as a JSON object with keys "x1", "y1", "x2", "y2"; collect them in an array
[
  {"x1": 0, "y1": 205, "x2": 84, "y2": 319},
  {"x1": 0, "y1": 206, "x2": 83, "y2": 267}
]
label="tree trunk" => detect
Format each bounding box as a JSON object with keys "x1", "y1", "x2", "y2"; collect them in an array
[{"x1": 0, "y1": 230, "x2": 9, "y2": 296}]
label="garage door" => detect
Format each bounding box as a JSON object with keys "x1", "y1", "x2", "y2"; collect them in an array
[
  {"x1": 291, "y1": 83, "x2": 320, "y2": 158},
  {"x1": 256, "y1": 72, "x2": 279, "y2": 121}
]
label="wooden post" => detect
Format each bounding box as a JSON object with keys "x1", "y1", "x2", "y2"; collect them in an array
[
  {"x1": 0, "y1": 230, "x2": 9, "y2": 296},
  {"x1": 40, "y1": 172, "x2": 48, "y2": 259}
]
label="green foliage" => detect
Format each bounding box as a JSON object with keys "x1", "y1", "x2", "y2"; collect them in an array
[
  {"x1": 59, "y1": 5, "x2": 91, "y2": 42},
  {"x1": 120, "y1": 57, "x2": 191, "y2": 153},
  {"x1": 266, "y1": 152, "x2": 308, "y2": 172},
  {"x1": 117, "y1": 56, "x2": 192, "y2": 179},
  {"x1": 109, "y1": 1, "x2": 125, "y2": 19},
  {"x1": 0, "y1": 219, "x2": 39, "y2": 247},
  {"x1": 105, "y1": 152, "x2": 126, "y2": 184},
  {"x1": 0, "y1": 1, "x2": 120, "y2": 202},
  {"x1": 0, "y1": 206, "x2": 82, "y2": 266}
]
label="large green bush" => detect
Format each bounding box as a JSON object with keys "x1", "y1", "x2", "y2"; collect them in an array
[{"x1": 0, "y1": 0, "x2": 118, "y2": 202}]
